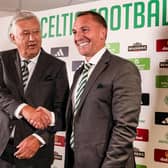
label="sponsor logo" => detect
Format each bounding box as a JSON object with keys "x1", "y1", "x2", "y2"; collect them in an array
[
  {"x1": 136, "y1": 164, "x2": 147, "y2": 168},
  {"x1": 141, "y1": 93, "x2": 150, "y2": 106},
  {"x1": 72, "y1": 60, "x2": 84, "y2": 71},
  {"x1": 156, "y1": 75, "x2": 168, "y2": 88},
  {"x1": 129, "y1": 58, "x2": 150, "y2": 70},
  {"x1": 154, "y1": 149, "x2": 168, "y2": 163},
  {"x1": 160, "y1": 60, "x2": 168, "y2": 68},
  {"x1": 134, "y1": 148, "x2": 145, "y2": 158},
  {"x1": 135, "y1": 128, "x2": 149, "y2": 142},
  {"x1": 139, "y1": 119, "x2": 145, "y2": 124},
  {"x1": 128, "y1": 42, "x2": 147, "y2": 52},
  {"x1": 158, "y1": 132, "x2": 168, "y2": 144},
  {"x1": 54, "y1": 151, "x2": 63, "y2": 160},
  {"x1": 106, "y1": 42, "x2": 120, "y2": 54},
  {"x1": 54, "y1": 135, "x2": 65, "y2": 147},
  {"x1": 156, "y1": 39, "x2": 168, "y2": 52},
  {"x1": 51, "y1": 47, "x2": 69, "y2": 57},
  {"x1": 155, "y1": 112, "x2": 168, "y2": 125}
]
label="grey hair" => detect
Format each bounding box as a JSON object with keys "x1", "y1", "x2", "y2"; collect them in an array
[{"x1": 8, "y1": 10, "x2": 40, "y2": 35}]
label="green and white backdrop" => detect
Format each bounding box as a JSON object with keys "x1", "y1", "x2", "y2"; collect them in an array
[{"x1": 0, "y1": 0, "x2": 168, "y2": 168}]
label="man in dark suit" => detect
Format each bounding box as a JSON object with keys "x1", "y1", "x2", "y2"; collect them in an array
[
  {"x1": 65, "y1": 11, "x2": 141, "y2": 168},
  {"x1": 0, "y1": 11, "x2": 69, "y2": 168}
]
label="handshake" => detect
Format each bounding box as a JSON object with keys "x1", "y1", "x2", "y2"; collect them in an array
[{"x1": 20, "y1": 105, "x2": 52, "y2": 129}]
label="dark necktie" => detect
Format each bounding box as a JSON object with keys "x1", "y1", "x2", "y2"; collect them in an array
[
  {"x1": 70, "y1": 63, "x2": 92, "y2": 149},
  {"x1": 21, "y1": 60, "x2": 30, "y2": 89}
]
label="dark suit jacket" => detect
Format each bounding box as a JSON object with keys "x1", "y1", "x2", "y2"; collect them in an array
[
  {"x1": 0, "y1": 112, "x2": 10, "y2": 156},
  {"x1": 0, "y1": 48, "x2": 69, "y2": 165},
  {"x1": 65, "y1": 50, "x2": 141, "y2": 168}
]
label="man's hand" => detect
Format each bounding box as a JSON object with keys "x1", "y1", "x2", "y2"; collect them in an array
[
  {"x1": 14, "y1": 135, "x2": 41, "y2": 159},
  {"x1": 20, "y1": 105, "x2": 51, "y2": 129},
  {"x1": 30, "y1": 106, "x2": 52, "y2": 129}
]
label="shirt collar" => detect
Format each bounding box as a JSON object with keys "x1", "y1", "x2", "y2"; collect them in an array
[
  {"x1": 85, "y1": 47, "x2": 106, "y2": 66},
  {"x1": 20, "y1": 49, "x2": 41, "y2": 64}
]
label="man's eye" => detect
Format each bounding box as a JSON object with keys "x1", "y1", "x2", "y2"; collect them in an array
[
  {"x1": 82, "y1": 28, "x2": 89, "y2": 32},
  {"x1": 72, "y1": 30, "x2": 76, "y2": 35},
  {"x1": 23, "y1": 32, "x2": 30, "y2": 36},
  {"x1": 33, "y1": 30, "x2": 40, "y2": 34}
]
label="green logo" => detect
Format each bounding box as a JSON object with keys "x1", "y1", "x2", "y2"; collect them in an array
[
  {"x1": 106, "y1": 42, "x2": 120, "y2": 54},
  {"x1": 156, "y1": 76, "x2": 168, "y2": 88},
  {"x1": 136, "y1": 164, "x2": 147, "y2": 168},
  {"x1": 128, "y1": 58, "x2": 150, "y2": 70}
]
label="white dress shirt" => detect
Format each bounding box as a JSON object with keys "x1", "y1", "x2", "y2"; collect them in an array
[{"x1": 72, "y1": 47, "x2": 106, "y2": 110}]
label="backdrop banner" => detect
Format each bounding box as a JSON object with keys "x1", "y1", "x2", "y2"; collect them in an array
[{"x1": 0, "y1": 0, "x2": 168, "y2": 168}]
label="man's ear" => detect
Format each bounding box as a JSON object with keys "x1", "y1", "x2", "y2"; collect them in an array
[
  {"x1": 100, "y1": 28, "x2": 107, "y2": 41},
  {"x1": 9, "y1": 33, "x2": 15, "y2": 43}
]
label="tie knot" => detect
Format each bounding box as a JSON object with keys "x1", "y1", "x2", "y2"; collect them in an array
[
  {"x1": 23, "y1": 60, "x2": 30, "y2": 65},
  {"x1": 84, "y1": 63, "x2": 92, "y2": 71}
]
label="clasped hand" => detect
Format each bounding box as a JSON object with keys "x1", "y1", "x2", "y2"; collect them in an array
[{"x1": 21, "y1": 105, "x2": 52, "y2": 129}]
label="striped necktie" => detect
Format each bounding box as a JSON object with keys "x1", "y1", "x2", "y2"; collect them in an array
[
  {"x1": 21, "y1": 60, "x2": 30, "y2": 89},
  {"x1": 70, "y1": 63, "x2": 92, "y2": 149}
]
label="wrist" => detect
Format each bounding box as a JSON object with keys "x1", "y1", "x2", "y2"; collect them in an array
[{"x1": 20, "y1": 105, "x2": 34, "y2": 117}]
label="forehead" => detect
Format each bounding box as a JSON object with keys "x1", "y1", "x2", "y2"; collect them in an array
[
  {"x1": 15, "y1": 18, "x2": 40, "y2": 29},
  {"x1": 73, "y1": 15, "x2": 100, "y2": 28}
]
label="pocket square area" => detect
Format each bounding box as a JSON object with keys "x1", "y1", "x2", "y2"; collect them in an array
[
  {"x1": 44, "y1": 75, "x2": 54, "y2": 81},
  {"x1": 97, "y1": 83, "x2": 104, "y2": 88}
]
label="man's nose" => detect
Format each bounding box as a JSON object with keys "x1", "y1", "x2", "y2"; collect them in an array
[
  {"x1": 74, "y1": 31, "x2": 83, "y2": 41},
  {"x1": 29, "y1": 33, "x2": 35, "y2": 40}
]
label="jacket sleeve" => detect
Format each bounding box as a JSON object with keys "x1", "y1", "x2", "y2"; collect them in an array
[
  {"x1": 102, "y1": 61, "x2": 141, "y2": 168},
  {"x1": 0, "y1": 56, "x2": 22, "y2": 119}
]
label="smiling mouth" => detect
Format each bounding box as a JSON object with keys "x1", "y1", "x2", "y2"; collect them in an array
[{"x1": 77, "y1": 41, "x2": 90, "y2": 48}]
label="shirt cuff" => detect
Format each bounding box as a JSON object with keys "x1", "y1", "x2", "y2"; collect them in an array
[
  {"x1": 50, "y1": 112, "x2": 55, "y2": 126},
  {"x1": 14, "y1": 103, "x2": 27, "y2": 119},
  {"x1": 32, "y1": 133, "x2": 46, "y2": 146}
]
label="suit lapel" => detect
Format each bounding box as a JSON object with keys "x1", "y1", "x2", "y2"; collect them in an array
[
  {"x1": 14, "y1": 52, "x2": 22, "y2": 82},
  {"x1": 75, "y1": 50, "x2": 111, "y2": 118},
  {"x1": 7, "y1": 50, "x2": 24, "y2": 95},
  {"x1": 25, "y1": 50, "x2": 50, "y2": 95},
  {"x1": 66, "y1": 65, "x2": 83, "y2": 122},
  {"x1": 69, "y1": 65, "x2": 84, "y2": 100}
]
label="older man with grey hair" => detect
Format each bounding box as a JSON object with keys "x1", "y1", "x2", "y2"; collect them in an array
[{"x1": 0, "y1": 10, "x2": 69, "y2": 168}]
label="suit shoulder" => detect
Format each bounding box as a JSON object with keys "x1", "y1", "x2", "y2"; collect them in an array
[
  {"x1": 0, "y1": 49, "x2": 17, "y2": 57},
  {"x1": 109, "y1": 52, "x2": 136, "y2": 67},
  {"x1": 106, "y1": 51, "x2": 139, "y2": 72},
  {"x1": 0, "y1": 49, "x2": 17, "y2": 62}
]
